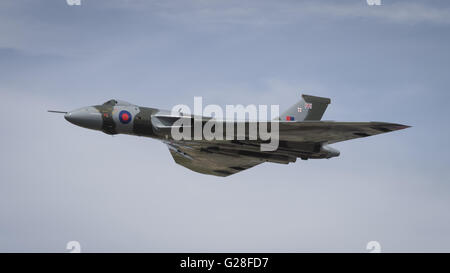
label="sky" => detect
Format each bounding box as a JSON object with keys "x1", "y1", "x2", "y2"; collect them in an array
[{"x1": 0, "y1": 0, "x2": 449, "y2": 252}]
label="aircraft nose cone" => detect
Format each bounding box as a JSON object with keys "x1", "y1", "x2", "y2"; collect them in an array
[{"x1": 65, "y1": 107, "x2": 102, "y2": 130}]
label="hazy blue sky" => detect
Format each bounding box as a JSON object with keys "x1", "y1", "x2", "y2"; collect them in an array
[{"x1": 0, "y1": 0, "x2": 449, "y2": 252}]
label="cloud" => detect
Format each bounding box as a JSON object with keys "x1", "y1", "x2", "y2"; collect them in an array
[
  {"x1": 117, "y1": 0, "x2": 450, "y2": 26},
  {"x1": 308, "y1": 1, "x2": 450, "y2": 25},
  {"x1": 1, "y1": 0, "x2": 449, "y2": 57},
  {"x1": 1, "y1": 0, "x2": 450, "y2": 252}
]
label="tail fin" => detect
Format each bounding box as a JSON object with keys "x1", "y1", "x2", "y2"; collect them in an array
[{"x1": 280, "y1": 94, "x2": 331, "y2": 121}]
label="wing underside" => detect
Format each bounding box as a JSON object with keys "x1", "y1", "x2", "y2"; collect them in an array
[
  {"x1": 166, "y1": 142, "x2": 264, "y2": 177},
  {"x1": 162, "y1": 121, "x2": 409, "y2": 177}
]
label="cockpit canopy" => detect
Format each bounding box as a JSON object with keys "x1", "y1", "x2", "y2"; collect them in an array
[{"x1": 102, "y1": 99, "x2": 133, "y2": 106}]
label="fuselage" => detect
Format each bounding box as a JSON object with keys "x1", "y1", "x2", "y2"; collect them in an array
[
  {"x1": 63, "y1": 99, "x2": 341, "y2": 160},
  {"x1": 65, "y1": 99, "x2": 160, "y2": 139}
]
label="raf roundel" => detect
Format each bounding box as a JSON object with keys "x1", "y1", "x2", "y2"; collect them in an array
[{"x1": 119, "y1": 110, "x2": 132, "y2": 124}]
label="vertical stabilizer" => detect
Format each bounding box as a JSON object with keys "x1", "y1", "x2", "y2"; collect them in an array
[{"x1": 280, "y1": 94, "x2": 331, "y2": 121}]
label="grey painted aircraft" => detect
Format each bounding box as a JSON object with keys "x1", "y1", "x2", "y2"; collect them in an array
[{"x1": 49, "y1": 94, "x2": 409, "y2": 177}]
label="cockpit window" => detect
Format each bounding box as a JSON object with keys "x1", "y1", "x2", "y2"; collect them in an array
[
  {"x1": 103, "y1": 99, "x2": 118, "y2": 106},
  {"x1": 102, "y1": 99, "x2": 133, "y2": 106}
]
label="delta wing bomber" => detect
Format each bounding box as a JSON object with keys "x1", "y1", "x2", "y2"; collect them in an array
[{"x1": 49, "y1": 94, "x2": 409, "y2": 177}]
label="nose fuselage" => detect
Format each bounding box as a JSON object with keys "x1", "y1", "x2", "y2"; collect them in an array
[
  {"x1": 64, "y1": 106, "x2": 103, "y2": 131},
  {"x1": 64, "y1": 100, "x2": 157, "y2": 137}
]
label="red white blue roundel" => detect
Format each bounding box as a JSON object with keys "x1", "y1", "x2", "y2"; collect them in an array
[{"x1": 119, "y1": 110, "x2": 132, "y2": 124}]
